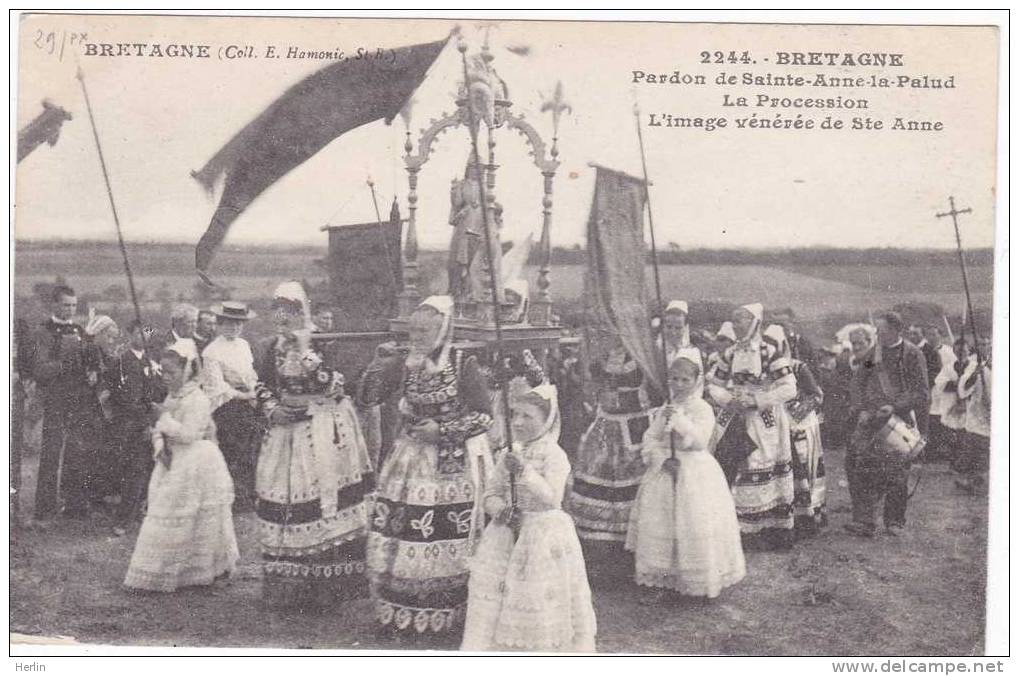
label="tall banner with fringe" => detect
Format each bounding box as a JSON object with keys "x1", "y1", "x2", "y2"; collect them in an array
[{"x1": 583, "y1": 165, "x2": 663, "y2": 399}]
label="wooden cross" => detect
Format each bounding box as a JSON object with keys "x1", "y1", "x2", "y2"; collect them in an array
[
  {"x1": 936, "y1": 196, "x2": 988, "y2": 386},
  {"x1": 936, "y1": 195, "x2": 973, "y2": 231}
]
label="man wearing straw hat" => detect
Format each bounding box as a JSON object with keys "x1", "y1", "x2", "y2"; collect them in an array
[{"x1": 202, "y1": 301, "x2": 259, "y2": 512}]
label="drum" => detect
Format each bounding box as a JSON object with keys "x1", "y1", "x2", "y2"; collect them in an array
[{"x1": 877, "y1": 415, "x2": 926, "y2": 461}]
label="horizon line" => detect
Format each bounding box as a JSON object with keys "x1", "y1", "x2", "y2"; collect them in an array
[{"x1": 11, "y1": 238, "x2": 995, "y2": 253}]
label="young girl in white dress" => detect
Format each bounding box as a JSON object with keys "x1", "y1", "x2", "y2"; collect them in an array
[
  {"x1": 124, "y1": 348, "x2": 239, "y2": 592},
  {"x1": 462, "y1": 382, "x2": 597, "y2": 653},
  {"x1": 626, "y1": 349, "x2": 746, "y2": 601}
]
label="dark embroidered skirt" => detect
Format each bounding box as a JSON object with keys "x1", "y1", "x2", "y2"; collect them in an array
[
  {"x1": 367, "y1": 433, "x2": 479, "y2": 635},
  {"x1": 255, "y1": 398, "x2": 373, "y2": 608},
  {"x1": 564, "y1": 407, "x2": 650, "y2": 542}
]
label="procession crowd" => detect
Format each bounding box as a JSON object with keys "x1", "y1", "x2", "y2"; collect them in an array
[{"x1": 10, "y1": 282, "x2": 993, "y2": 652}]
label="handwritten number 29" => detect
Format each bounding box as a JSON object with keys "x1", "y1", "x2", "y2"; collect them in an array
[{"x1": 33, "y1": 29, "x2": 58, "y2": 55}]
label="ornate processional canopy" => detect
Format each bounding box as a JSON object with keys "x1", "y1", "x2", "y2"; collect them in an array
[{"x1": 397, "y1": 35, "x2": 566, "y2": 329}]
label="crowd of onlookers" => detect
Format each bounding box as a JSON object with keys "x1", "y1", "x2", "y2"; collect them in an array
[{"x1": 10, "y1": 284, "x2": 338, "y2": 532}]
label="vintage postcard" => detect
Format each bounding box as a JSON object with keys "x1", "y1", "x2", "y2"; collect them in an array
[{"x1": 9, "y1": 11, "x2": 1005, "y2": 661}]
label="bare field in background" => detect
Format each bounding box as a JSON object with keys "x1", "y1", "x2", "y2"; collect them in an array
[{"x1": 14, "y1": 241, "x2": 993, "y2": 340}]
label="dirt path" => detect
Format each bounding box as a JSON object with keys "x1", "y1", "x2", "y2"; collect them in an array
[{"x1": 10, "y1": 446, "x2": 987, "y2": 654}]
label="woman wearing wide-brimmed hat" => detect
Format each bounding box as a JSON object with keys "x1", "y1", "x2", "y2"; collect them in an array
[{"x1": 201, "y1": 301, "x2": 260, "y2": 512}]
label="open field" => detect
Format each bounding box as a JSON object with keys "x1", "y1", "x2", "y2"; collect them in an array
[
  {"x1": 16, "y1": 245, "x2": 992, "y2": 310},
  {"x1": 11, "y1": 447, "x2": 987, "y2": 654},
  {"x1": 14, "y1": 240, "x2": 994, "y2": 345},
  {"x1": 777, "y1": 264, "x2": 994, "y2": 295},
  {"x1": 526, "y1": 264, "x2": 993, "y2": 313}
]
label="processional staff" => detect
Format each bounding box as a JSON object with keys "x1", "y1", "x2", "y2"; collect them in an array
[
  {"x1": 366, "y1": 176, "x2": 400, "y2": 304},
  {"x1": 633, "y1": 103, "x2": 677, "y2": 469},
  {"x1": 76, "y1": 66, "x2": 147, "y2": 343},
  {"x1": 457, "y1": 39, "x2": 519, "y2": 535},
  {"x1": 935, "y1": 196, "x2": 987, "y2": 391}
]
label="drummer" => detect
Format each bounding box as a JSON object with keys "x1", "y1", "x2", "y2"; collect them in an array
[{"x1": 844, "y1": 311, "x2": 930, "y2": 538}]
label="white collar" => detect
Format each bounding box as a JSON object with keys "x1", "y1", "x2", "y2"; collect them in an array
[
  {"x1": 51, "y1": 315, "x2": 74, "y2": 326},
  {"x1": 130, "y1": 347, "x2": 145, "y2": 360}
]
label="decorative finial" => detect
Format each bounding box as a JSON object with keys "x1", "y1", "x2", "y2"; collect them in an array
[{"x1": 540, "y1": 81, "x2": 572, "y2": 139}]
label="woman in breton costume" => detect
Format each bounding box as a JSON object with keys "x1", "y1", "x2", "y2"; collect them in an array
[
  {"x1": 658, "y1": 300, "x2": 702, "y2": 371},
  {"x1": 706, "y1": 322, "x2": 737, "y2": 378},
  {"x1": 253, "y1": 281, "x2": 373, "y2": 608},
  {"x1": 462, "y1": 379, "x2": 597, "y2": 652},
  {"x1": 707, "y1": 303, "x2": 798, "y2": 551},
  {"x1": 564, "y1": 339, "x2": 656, "y2": 543},
  {"x1": 787, "y1": 358, "x2": 828, "y2": 535},
  {"x1": 357, "y1": 296, "x2": 494, "y2": 636},
  {"x1": 124, "y1": 347, "x2": 238, "y2": 592},
  {"x1": 626, "y1": 349, "x2": 745, "y2": 601}
]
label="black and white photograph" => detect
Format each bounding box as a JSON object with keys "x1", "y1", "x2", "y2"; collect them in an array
[{"x1": 8, "y1": 11, "x2": 1007, "y2": 662}]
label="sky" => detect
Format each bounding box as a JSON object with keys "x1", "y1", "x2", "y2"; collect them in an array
[{"x1": 15, "y1": 15, "x2": 999, "y2": 265}]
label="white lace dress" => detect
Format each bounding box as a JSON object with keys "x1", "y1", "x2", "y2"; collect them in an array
[
  {"x1": 462, "y1": 435, "x2": 597, "y2": 653},
  {"x1": 625, "y1": 398, "x2": 746, "y2": 598},
  {"x1": 124, "y1": 382, "x2": 239, "y2": 591}
]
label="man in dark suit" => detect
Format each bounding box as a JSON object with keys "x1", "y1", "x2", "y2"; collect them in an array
[
  {"x1": 193, "y1": 309, "x2": 217, "y2": 355},
  {"x1": 908, "y1": 324, "x2": 941, "y2": 389},
  {"x1": 31, "y1": 285, "x2": 90, "y2": 521},
  {"x1": 109, "y1": 321, "x2": 167, "y2": 535},
  {"x1": 845, "y1": 311, "x2": 929, "y2": 538}
]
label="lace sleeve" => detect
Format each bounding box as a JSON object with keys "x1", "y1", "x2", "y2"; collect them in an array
[
  {"x1": 642, "y1": 407, "x2": 669, "y2": 446},
  {"x1": 519, "y1": 442, "x2": 570, "y2": 507},
  {"x1": 482, "y1": 454, "x2": 511, "y2": 517},
  {"x1": 155, "y1": 390, "x2": 214, "y2": 444},
  {"x1": 671, "y1": 400, "x2": 715, "y2": 451}
]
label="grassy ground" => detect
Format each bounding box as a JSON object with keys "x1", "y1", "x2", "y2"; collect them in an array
[{"x1": 10, "y1": 445, "x2": 987, "y2": 655}]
